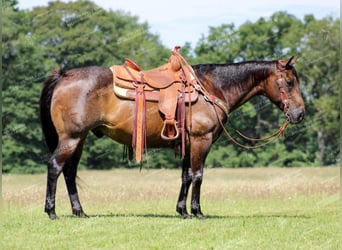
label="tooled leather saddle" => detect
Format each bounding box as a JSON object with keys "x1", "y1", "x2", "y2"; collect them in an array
[{"x1": 110, "y1": 46, "x2": 198, "y2": 163}]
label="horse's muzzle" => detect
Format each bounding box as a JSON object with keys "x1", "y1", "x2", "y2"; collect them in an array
[{"x1": 286, "y1": 108, "x2": 305, "y2": 124}]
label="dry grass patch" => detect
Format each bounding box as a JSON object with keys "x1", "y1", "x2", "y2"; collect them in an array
[
  {"x1": 2, "y1": 167, "x2": 339, "y2": 205},
  {"x1": 1, "y1": 167, "x2": 340, "y2": 249}
]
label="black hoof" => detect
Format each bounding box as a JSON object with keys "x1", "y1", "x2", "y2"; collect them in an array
[
  {"x1": 191, "y1": 208, "x2": 205, "y2": 219},
  {"x1": 182, "y1": 213, "x2": 192, "y2": 219},
  {"x1": 73, "y1": 209, "x2": 88, "y2": 218},
  {"x1": 49, "y1": 213, "x2": 58, "y2": 220},
  {"x1": 195, "y1": 213, "x2": 205, "y2": 219},
  {"x1": 176, "y1": 207, "x2": 191, "y2": 219},
  {"x1": 45, "y1": 209, "x2": 58, "y2": 220}
]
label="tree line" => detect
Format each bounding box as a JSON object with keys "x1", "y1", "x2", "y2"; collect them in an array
[{"x1": 2, "y1": 0, "x2": 339, "y2": 173}]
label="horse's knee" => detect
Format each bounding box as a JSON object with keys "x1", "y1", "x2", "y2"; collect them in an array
[{"x1": 192, "y1": 171, "x2": 203, "y2": 186}]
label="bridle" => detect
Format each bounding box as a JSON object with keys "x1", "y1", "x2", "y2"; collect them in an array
[
  {"x1": 214, "y1": 60, "x2": 293, "y2": 149},
  {"x1": 174, "y1": 50, "x2": 293, "y2": 149},
  {"x1": 276, "y1": 61, "x2": 292, "y2": 121}
]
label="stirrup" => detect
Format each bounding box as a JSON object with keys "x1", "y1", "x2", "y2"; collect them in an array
[{"x1": 161, "y1": 119, "x2": 179, "y2": 140}]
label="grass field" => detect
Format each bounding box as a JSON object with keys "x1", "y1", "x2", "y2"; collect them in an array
[{"x1": 1, "y1": 167, "x2": 340, "y2": 249}]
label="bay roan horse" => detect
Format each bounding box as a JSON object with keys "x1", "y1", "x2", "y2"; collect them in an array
[{"x1": 40, "y1": 57, "x2": 305, "y2": 219}]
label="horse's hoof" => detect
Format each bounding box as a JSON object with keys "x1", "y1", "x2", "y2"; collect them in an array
[
  {"x1": 191, "y1": 208, "x2": 205, "y2": 219},
  {"x1": 73, "y1": 209, "x2": 88, "y2": 218},
  {"x1": 47, "y1": 212, "x2": 58, "y2": 220},
  {"x1": 80, "y1": 212, "x2": 89, "y2": 218},
  {"x1": 45, "y1": 208, "x2": 58, "y2": 220},
  {"x1": 195, "y1": 213, "x2": 205, "y2": 219},
  {"x1": 176, "y1": 207, "x2": 191, "y2": 219},
  {"x1": 182, "y1": 213, "x2": 192, "y2": 219}
]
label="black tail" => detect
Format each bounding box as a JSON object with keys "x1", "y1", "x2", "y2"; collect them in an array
[{"x1": 39, "y1": 70, "x2": 66, "y2": 153}]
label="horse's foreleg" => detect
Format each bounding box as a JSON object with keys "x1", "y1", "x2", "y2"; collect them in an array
[
  {"x1": 176, "y1": 155, "x2": 192, "y2": 219},
  {"x1": 190, "y1": 168, "x2": 204, "y2": 219},
  {"x1": 63, "y1": 139, "x2": 87, "y2": 218},
  {"x1": 44, "y1": 138, "x2": 82, "y2": 219},
  {"x1": 189, "y1": 137, "x2": 211, "y2": 219}
]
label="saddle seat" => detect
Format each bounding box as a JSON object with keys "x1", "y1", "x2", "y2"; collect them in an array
[{"x1": 115, "y1": 51, "x2": 185, "y2": 90}]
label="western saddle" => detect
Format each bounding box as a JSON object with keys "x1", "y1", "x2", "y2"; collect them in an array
[{"x1": 110, "y1": 46, "x2": 198, "y2": 163}]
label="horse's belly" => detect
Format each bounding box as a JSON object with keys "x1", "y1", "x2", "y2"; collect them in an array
[
  {"x1": 100, "y1": 101, "x2": 169, "y2": 147},
  {"x1": 100, "y1": 96, "x2": 219, "y2": 147}
]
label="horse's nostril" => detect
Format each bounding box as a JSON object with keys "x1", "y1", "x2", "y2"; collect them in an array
[
  {"x1": 294, "y1": 109, "x2": 305, "y2": 123},
  {"x1": 288, "y1": 109, "x2": 305, "y2": 124}
]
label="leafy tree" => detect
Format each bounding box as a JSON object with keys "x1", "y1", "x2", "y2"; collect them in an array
[
  {"x1": 194, "y1": 12, "x2": 339, "y2": 167},
  {"x1": 2, "y1": 1, "x2": 339, "y2": 173},
  {"x1": 2, "y1": 0, "x2": 51, "y2": 173},
  {"x1": 296, "y1": 16, "x2": 340, "y2": 165},
  {"x1": 2, "y1": 0, "x2": 170, "y2": 173}
]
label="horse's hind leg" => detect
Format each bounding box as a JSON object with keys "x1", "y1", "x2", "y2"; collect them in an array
[
  {"x1": 45, "y1": 137, "x2": 83, "y2": 219},
  {"x1": 63, "y1": 139, "x2": 87, "y2": 217},
  {"x1": 176, "y1": 155, "x2": 192, "y2": 219}
]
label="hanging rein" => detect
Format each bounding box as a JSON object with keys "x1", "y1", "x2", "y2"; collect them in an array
[
  {"x1": 178, "y1": 54, "x2": 291, "y2": 149},
  {"x1": 223, "y1": 62, "x2": 291, "y2": 149},
  {"x1": 218, "y1": 62, "x2": 291, "y2": 149}
]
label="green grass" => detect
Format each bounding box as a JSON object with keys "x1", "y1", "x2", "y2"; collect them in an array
[{"x1": 1, "y1": 167, "x2": 340, "y2": 249}]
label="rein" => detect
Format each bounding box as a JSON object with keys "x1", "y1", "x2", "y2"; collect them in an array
[
  {"x1": 174, "y1": 50, "x2": 291, "y2": 149},
  {"x1": 216, "y1": 108, "x2": 289, "y2": 149},
  {"x1": 217, "y1": 62, "x2": 291, "y2": 149}
]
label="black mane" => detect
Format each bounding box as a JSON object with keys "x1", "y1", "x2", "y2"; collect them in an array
[{"x1": 192, "y1": 60, "x2": 276, "y2": 90}]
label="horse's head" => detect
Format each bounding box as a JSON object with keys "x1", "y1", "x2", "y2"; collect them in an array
[{"x1": 264, "y1": 57, "x2": 305, "y2": 124}]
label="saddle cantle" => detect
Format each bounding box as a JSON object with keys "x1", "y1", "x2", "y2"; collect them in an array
[{"x1": 110, "y1": 46, "x2": 198, "y2": 163}]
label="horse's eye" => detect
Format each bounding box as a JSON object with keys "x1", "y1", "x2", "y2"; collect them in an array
[{"x1": 286, "y1": 79, "x2": 294, "y2": 86}]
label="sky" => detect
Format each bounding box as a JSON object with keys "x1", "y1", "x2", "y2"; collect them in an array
[{"x1": 17, "y1": 0, "x2": 339, "y2": 49}]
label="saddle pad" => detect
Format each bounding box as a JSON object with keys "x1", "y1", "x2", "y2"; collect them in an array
[
  {"x1": 114, "y1": 83, "x2": 159, "y2": 102},
  {"x1": 113, "y1": 81, "x2": 199, "y2": 103}
]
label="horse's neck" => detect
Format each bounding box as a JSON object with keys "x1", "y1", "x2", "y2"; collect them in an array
[
  {"x1": 196, "y1": 62, "x2": 275, "y2": 112},
  {"x1": 225, "y1": 79, "x2": 264, "y2": 111}
]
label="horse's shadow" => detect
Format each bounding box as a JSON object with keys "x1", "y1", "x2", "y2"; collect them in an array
[{"x1": 63, "y1": 213, "x2": 312, "y2": 220}]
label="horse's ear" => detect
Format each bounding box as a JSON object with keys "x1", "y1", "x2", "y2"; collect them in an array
[{"x1": 285, "y1": 56, "x2": 296, "y2": 68}]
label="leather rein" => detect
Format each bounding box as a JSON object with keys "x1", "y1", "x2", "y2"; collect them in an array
[
  {"x1": 215, "y1": 62, "x2": 291, "y2": 149},
  {"x1": 179, "y1": 53, "x2": 291, "y2": 149}
]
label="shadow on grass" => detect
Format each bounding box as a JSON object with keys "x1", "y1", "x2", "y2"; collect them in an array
[{"x1": 63, "y1": 213, "x2": 312, "y2": 220}]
